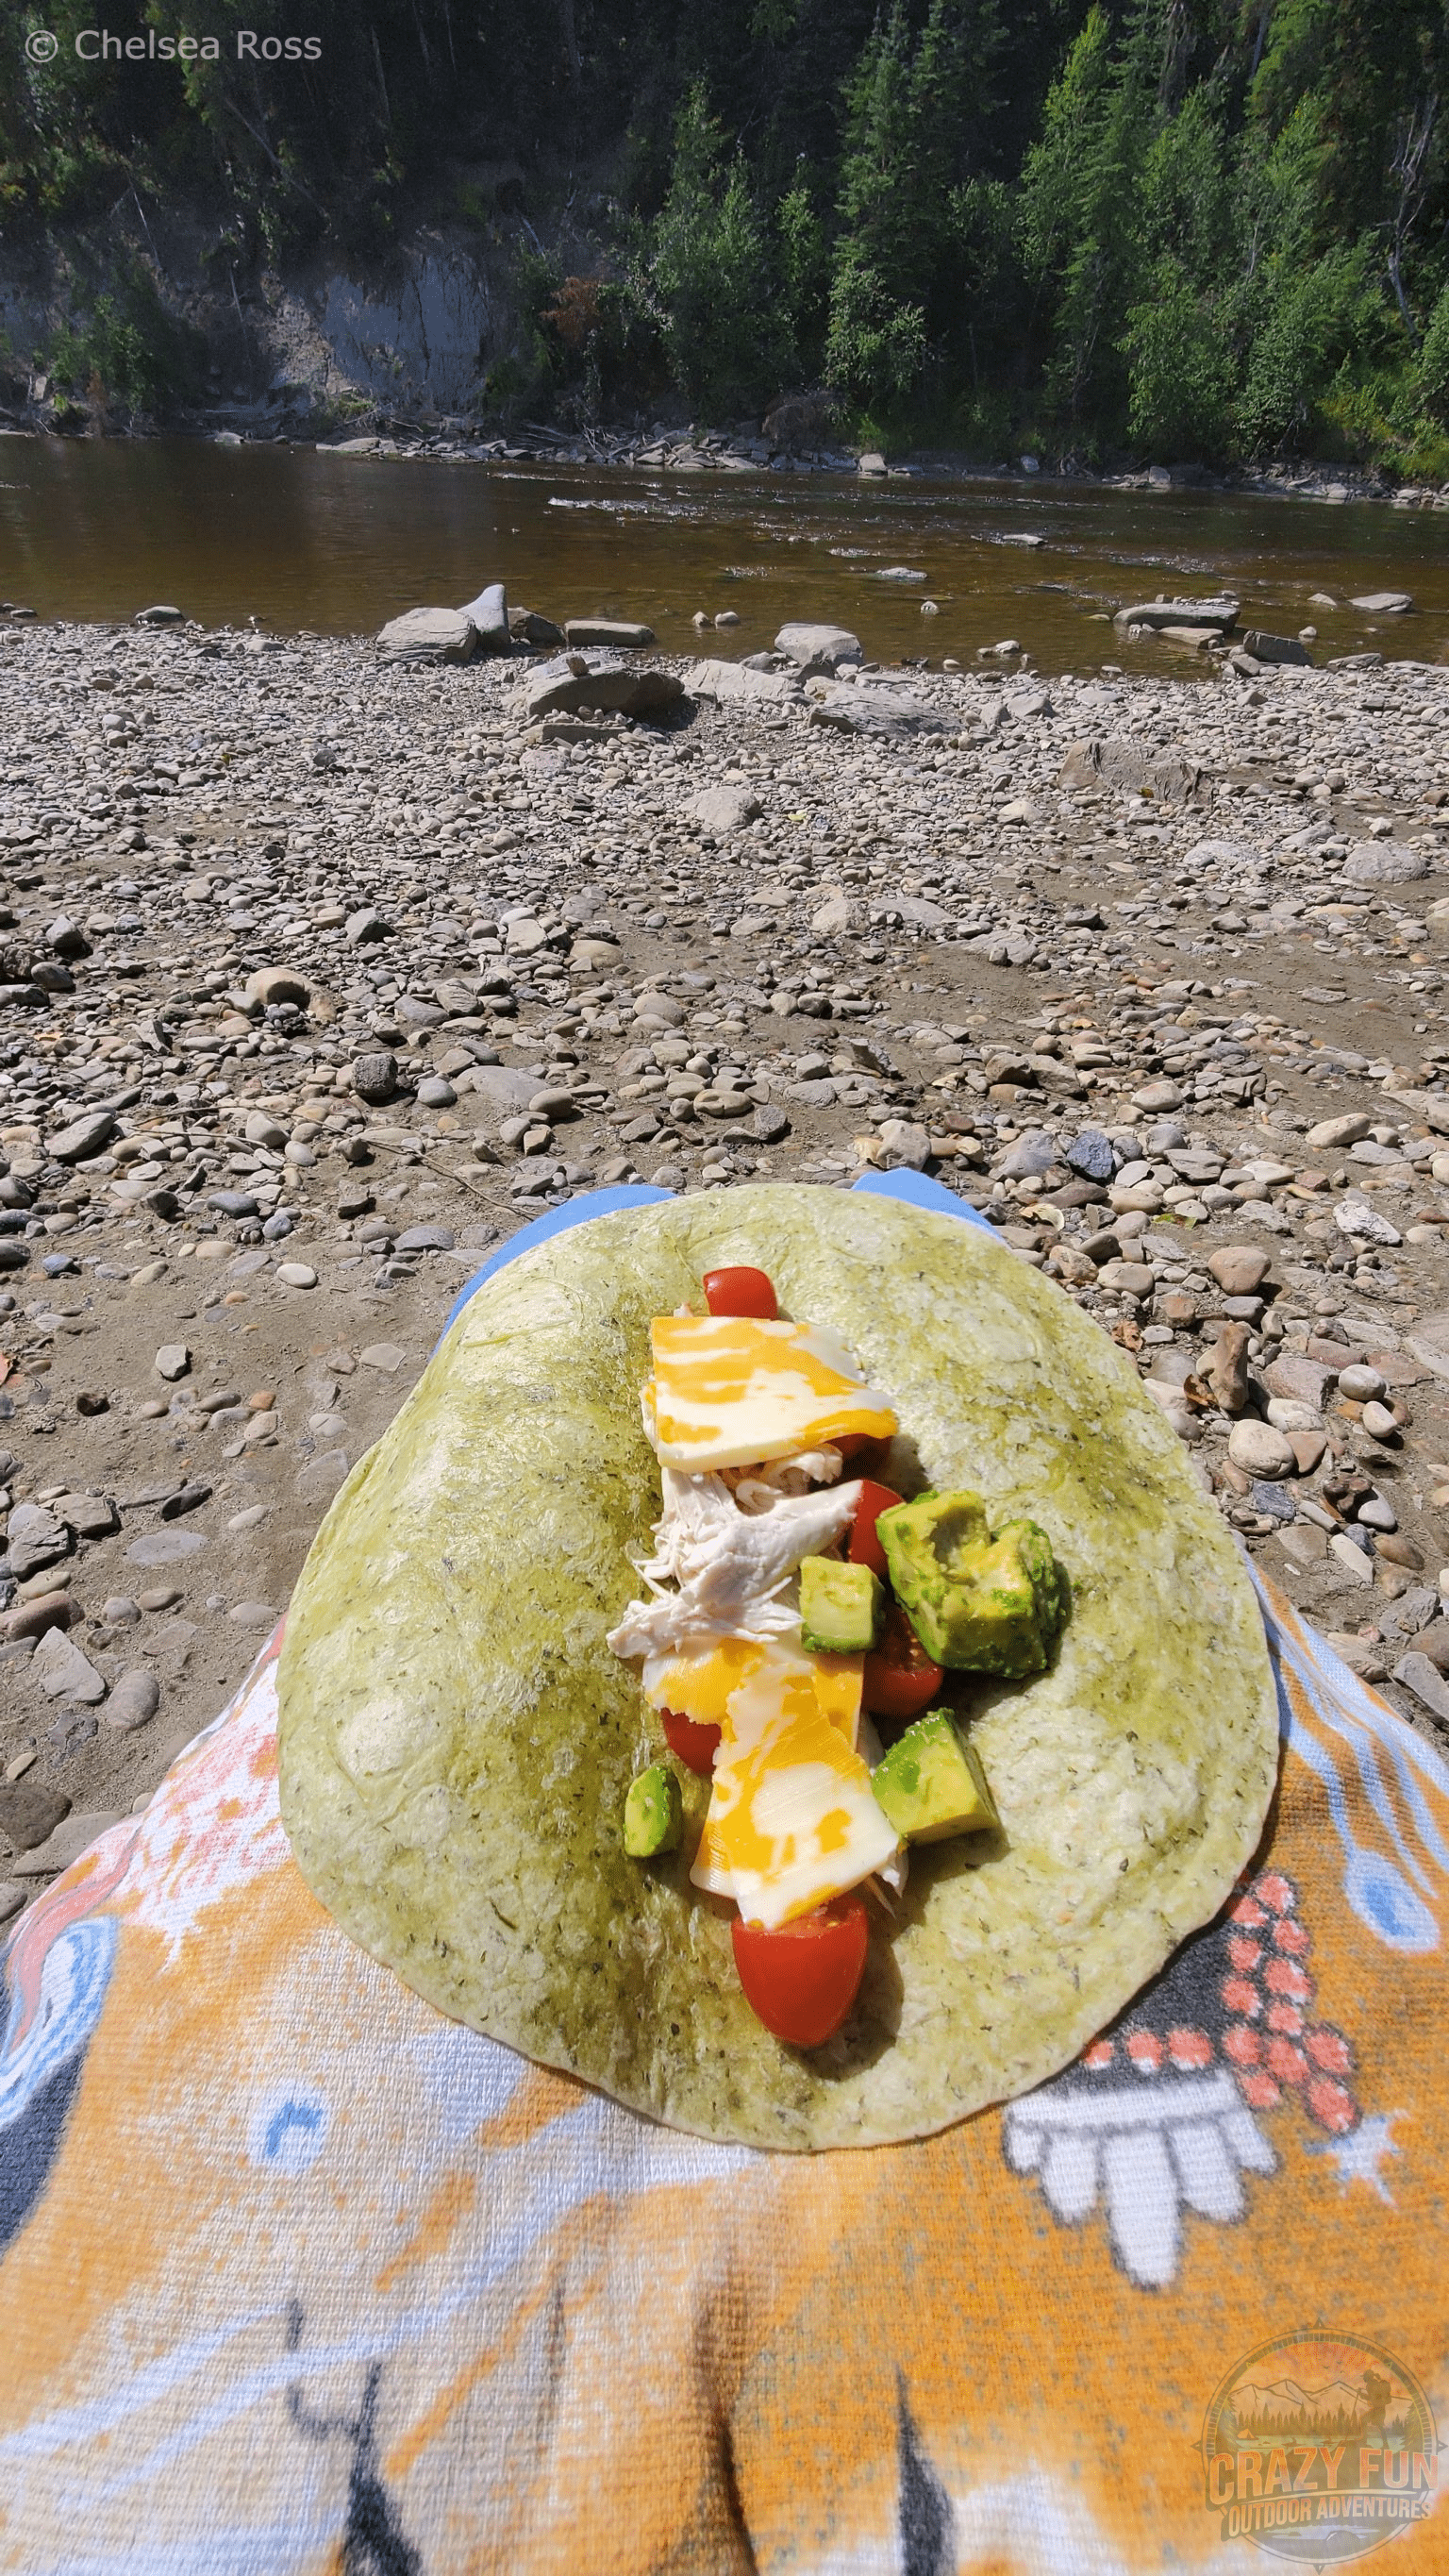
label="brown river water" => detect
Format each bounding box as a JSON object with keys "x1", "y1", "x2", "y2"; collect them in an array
[{"x1": 4, "y1": 433, "x2": 1449, "y2": 675}]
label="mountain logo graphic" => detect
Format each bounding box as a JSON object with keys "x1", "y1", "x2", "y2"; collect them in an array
[{"x1": 1201, "y1": 2330, "x2": 1440, "y2": 2562}]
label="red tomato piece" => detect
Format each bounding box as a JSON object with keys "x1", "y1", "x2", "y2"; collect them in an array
[
  {"x1": 732, "y1": 1895, "x2": 869, "y2": 2047},
  {"x1": 660, "y1": 1707, "x2": 722, "y2": 1777},
  {"x1": 703, "y1": 1265, "x2": 777, "y2": 1320},
  {"x1": 862, "y1": 1602, "x2": 943, "y2": 1722},
  {"x1": 848, "y1": 1478, "x2": 904, "y2": 1579}
]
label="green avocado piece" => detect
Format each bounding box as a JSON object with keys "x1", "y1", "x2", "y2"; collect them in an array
[
  {"x1": 624, "y1": 1764, "x2": 683, "y2": 1857},
  {"x1": 875, "y1": 1489, "x2": 1065, "y2": 1677},
  {"x1": 798, "y1": 1554, "x2": 883, "y2": 1654},
  {"x1": 871, "y1": 1710, "x2": 1000, "y2": 1843}
]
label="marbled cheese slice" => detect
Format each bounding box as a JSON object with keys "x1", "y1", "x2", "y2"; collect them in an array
[
  {"x1": 650, "y1": 1635, "x2": 897, "y2": 1928},
  {"x1": 642, "y1": 1632, "x2": 863, "y2": 1745},
  {"x1": 645, "y1": 1313, "x2": 897, "y2": 1470}
]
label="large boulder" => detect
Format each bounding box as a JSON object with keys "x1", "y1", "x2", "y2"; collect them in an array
[
  {"x1": 1344, "y1": 840, "x2": 1431, "y2": 884},
  {"x1": 245, "y1": 964, "x2": 309, "y2": 1011},
  {"x1": 46, "y1": 1108, "x2": 115, "y2": 1164},
  {"x1": 458, "y1": 583, "x2": 509, "y2": 652},
  {"x1": 1112, "y1": 596, "x2": 1238, "y2": 633},
  {"x1": 563, "y1": 618, "x2": 655, "y2": 648},
  {"x1": 376, "y1": 607, "x2": 478, "y2": 666},
  {"x1": 689, "y1": 786, "x2": 762, "y2": 837},
  {"x1": 1059, "y1": 738, "x2": 1203, "y2": 805},
  {"x1": 1241, "y1": 628, "x2": 1312, "y2": 666},
  {"x1": 467, "y1": 1064, "x2": 546, "y2": 1114},
  {"x1": 808, "y1": 684, "x2": 948, "y2": 740},
  {"x1": 774, "y1": 623, "x2": 863, "y2": 676},
  {"x1": 508, "y1": 606, "x2": 565, "y2": 648},
  {"x1": 687, "y1": 658, "x2": 800, "y2": 707},
  {"x1": 525, "y1": 651, "x2": 683, "y2": 722}
]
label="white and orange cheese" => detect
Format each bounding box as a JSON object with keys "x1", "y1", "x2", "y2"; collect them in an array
[
  {"x1": 610, "y1": 1296, "x2": 903, "y2": 1925},
  {"x1": 644, "y1": 1313, "x2": 897, "y2": 1471},
  {"x1": 639, "y1": 1636, "x2": 894, "y2": 1928}
]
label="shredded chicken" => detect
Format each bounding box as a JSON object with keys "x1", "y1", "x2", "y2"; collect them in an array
[
  {"x1": 607, "y1": 1469, "x2": 862, "y2": 1660},
  {"x1": 724, "y1": 1445, "x2": 844, "y2": 1515}
]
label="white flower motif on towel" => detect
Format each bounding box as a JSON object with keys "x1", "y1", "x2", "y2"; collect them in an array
[{"x1": 1003, "y1": 2066, "x2": 1276, "y2": 2291}]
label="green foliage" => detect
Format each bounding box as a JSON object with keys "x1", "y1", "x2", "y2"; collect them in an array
[
  {"x1": 46, "y1": 272, "x2": 207, "y2": 414},
  {"x1": 1418, "y1": 284, "x2": 1449, "y2": 418},
  {"x1": 3, "y1": 0, "x2": 1449, "y2": 469},
  {"x1": 649, "y1": 82, "x2": 784, "y2": 414},
  {"x1": 776, "y1": 179, "x2": 828, "y2": 377},
  {"x1": 1019, "y1": 0, "x2": 1164, "y2": 432},
  {"x1": 824, "y1": 1, "x2": 997, "y2": 411}
]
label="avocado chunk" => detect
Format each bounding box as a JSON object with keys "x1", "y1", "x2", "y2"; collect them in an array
[
  {"x1": 875, "y1": 1490, "x2": 1065, "y2": 1677},
  {"x1": 624, "y1": 1763, "x2": 683, "y2": 1857},
  {"x1": 799, "y1": 1554, "x2": 883, "y2": 1654},
  {"x1": 871, "y1": 1710, "x2": 1000, "y2": 1843}
]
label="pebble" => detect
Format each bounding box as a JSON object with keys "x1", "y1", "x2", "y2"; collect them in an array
[
  {"x1": 296, "y1": 1448, "x2": 350, "y2": 1501},
  {"x1": 5, "y1": 1502, "x2": 69, "y2": 1581},
  {"x1": 32, "y1": 1627, "x2": 108, "y2": 1702},
  {"x1": 107, "y1": 1669, "x2": 160, "y2": 1731},
  {"x1": 11, "y1": 1809, "x2": 125, "y2": 1877},
  {"x1": 275, "y1": 1261, "x2": 318, "y2": 1288},
  {"x1": 155, "y1": 1342, "x2": 192, "y2": 1381},
  {"x1": 0, "y1": 1780, "x2": 70, "y2": 1849},
  {"x1": 1, "y1": 1589, "x2": 72, "y2": 1643},
  {"x1": 1208, "y1": 1246, "x2": 1271, "y2": 1296},
  {"x1": 2, "y1": 605, "x2": 1449, "y2": 1784},
  {"x1": 1392, "y1": 1651, "x2": 1449, "y2": 1724},
  {"x1": 1208, "y1": 1323, "x2": 1253, "y2": 1413},
  {"x1": 1227, "y1": 1419, "x2": 1297, "y2": 1480},
  {"x1": 1328, "y1": 1532, "x2": 1376, "y2": 1584},
  {"x1": 126, "y1": 1530, "x2": 208, "y2": 1565}
]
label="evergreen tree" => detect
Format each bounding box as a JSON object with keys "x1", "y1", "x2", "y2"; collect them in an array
[
  {"x1": 650, "y1": 82, "x2": 783, "y2": 416},
  {"x1": 825, "y1": 0, "x2": 997, "y2": 412},
  {"x1": 1019, "y1": 0, "x2": 1164, "y2": 439},
  {"x1": 1122, "y1": 87, "x2": 1239, "y2": 455},
  {"x1": 6, "y1": 0, "x2": 1449, "y2": 468}
]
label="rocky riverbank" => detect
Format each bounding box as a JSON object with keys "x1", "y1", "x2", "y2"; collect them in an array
[
  {"x1": 6, "y1": 398, "x2": 1446, "y2": 515},
  {"x1": 4, "y1": 606, "x2": 1449, "y2": 1907}
]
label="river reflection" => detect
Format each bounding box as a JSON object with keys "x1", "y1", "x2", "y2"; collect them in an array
[{"x1": 2, "y1": 433, "x2": 1447, "y2": 676}]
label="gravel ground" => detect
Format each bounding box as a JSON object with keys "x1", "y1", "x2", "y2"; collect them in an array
[{"x1": 5, "y1": 609, "x2": 1449, "y2": 1911}]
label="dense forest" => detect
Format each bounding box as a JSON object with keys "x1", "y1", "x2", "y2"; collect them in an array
[{"x1": 4, "y1": 0, "x2": 1449, "y2": 471}]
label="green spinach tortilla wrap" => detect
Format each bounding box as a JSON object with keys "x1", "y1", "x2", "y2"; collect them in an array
[{"x1": 276, "y1": 1184, "x2": 1278, "y2": 2151}]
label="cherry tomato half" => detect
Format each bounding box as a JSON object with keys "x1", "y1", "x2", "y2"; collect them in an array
[
  {"x1": 703, "y1": 1265, "x2": 777, "y2": 1320},
  {"x1": 732, "y1": 1895, "x2": 870, "y2": 2048},
  {"x1": 661, "y1": 1707, "x2": 722, "y2": 1777},
  {"x1": 848, "y1": 1478, "x2": 905, "y2": 1580},
  {"x1": 862, "y1": 1602, "x2": 943, "y2": 1723}
]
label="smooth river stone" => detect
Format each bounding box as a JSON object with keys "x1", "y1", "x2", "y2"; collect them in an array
[{"x1": 126, "y1": 1530, "x2": 208, "y2": 1566}]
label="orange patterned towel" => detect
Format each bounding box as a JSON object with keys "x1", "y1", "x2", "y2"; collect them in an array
[{"x1": 2, "y1": 1575, "x2": 1445, "y2": 2573}]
